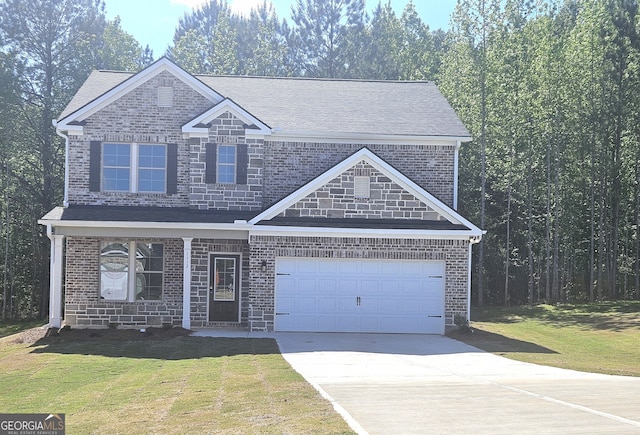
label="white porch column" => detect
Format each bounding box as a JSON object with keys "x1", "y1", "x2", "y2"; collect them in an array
[
  {"x1": 182, "y1": 237, "x2": 193, "y2": 330},
  {"x1": 48, "y1": 233, "x2": 65, "y2": 328}
]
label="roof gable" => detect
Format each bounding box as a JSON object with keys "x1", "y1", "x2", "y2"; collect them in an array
[
  {"x1": 55, "y1": 57, "x2": 222, "y2": 132},
  {"x1": 183, "y1": 98, "x2": 271, "y2": 137},
  {"x1": 250, "y1": 148, "x2": 482, "y2": 234}
]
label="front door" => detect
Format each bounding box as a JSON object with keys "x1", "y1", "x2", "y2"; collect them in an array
[{"x1": 209, "y1": 254, "x2": 240, "y2": 322}]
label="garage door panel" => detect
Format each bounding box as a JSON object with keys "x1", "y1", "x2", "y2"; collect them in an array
[
  {"x1": 317, "y1": 297, "x2": 337, "y2": 311},
  {"x1": 297, "y1": 296, "x2": 319, "y2": 311},
  {"x1": 360, "y1": 261, "x2": 382, "y2": 275},
  {"x1": 336, "y1": 297, "x2": 356, "y2": 312},
  {"x1": 338, "y1": 278, "x2": 358, "y2": 292},
  {"x1": 317, "y1": 278, "x2": 338, "y2": 292},
  {"x1": 275, "y1": 258, "x2": 445, "y2": 334},
  {"x1": 316, "y1": 260, "x2": 338, "y2": 274},
  {"x1": 360, "y1": 279, "x2": 380, "y2": 294}
]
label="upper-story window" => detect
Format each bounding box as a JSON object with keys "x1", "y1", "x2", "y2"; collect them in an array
[
  {"x1": 217, "y1": 145, "x2": 236, "y2": 184},
  {"x1": 102, "y1": 143, "x2": 167, "y2": 193},
  {"x1": 205, "y1": 142, "x2": 248, "y2": 185}
]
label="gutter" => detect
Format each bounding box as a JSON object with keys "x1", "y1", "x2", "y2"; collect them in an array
[
  {"x1": 453, "y1": 140, "x2": 460, "y2": 210},
  {"x1": 52, "y1": 120, "x2": 69, "y2": 208}
]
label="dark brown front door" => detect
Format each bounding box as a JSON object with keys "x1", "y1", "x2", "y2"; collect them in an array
[{"x1": 209, "y1": 254, "x2": 240, "y2": 322}]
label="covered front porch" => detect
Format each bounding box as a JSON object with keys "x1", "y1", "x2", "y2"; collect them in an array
[{"x1": 39, "y1": 205, "x2": 254, "y2": 330}]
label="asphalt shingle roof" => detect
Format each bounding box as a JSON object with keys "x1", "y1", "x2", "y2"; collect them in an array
[{"x1": 59, "y1": 70, "x2": 470, "y2": 138}]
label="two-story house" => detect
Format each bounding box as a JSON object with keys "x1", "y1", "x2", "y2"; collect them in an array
[{"x1": 39, "y1": 58, "x2": 482, "y2": 334}]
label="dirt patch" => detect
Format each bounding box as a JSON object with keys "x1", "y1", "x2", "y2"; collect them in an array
[{"x1": 1, "y1": 326, "x2": 49, "y2": 345}]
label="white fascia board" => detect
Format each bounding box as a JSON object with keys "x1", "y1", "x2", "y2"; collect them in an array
[
  {"x1": 269, "y1": 130, "x2": 472, "y2": 146},
  {"x1": 56, "y1": 58, "x2": 222, "y2": 128},
  {"x1": 250, "y1": 225, "x2": 482, "y2": 240},
  {"x1": 182, "y1": 98, "x2": 271, "y2": 137}
]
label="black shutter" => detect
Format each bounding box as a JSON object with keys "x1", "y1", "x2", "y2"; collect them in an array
[
  {"x1": 205, "y1": 142, "x2": 217, "y2": 184},
  {"x1": 89, "y1": 141, "x2": 101, "y2": 192},
  {"x1": 236, "y1": 143, "x2": 248, "y2": 185},
  {"x1": 166, "y1": 143, "x2": 178, "y2": 194}
]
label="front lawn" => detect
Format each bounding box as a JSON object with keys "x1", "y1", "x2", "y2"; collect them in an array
[
  {"x1": 0, "y1": 327, "x2": 353, "y2": 434},
  {"x1": 450, "y1": 301, "x2": 640, "y2": 377}
]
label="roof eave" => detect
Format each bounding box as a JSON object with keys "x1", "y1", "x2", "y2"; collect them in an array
[
  {"x1": 250, "y1": 225, "x2": 482, "y2": 239},
  {"x1": 269, "y1": 130, "x2": 472, "y2": 145},
  {"x1": 37, "y1": 218, "x2": 252, "y2": 231}
]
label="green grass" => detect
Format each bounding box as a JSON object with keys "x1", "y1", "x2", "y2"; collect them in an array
[
  {"x1": 0, "y1": 319, "x2": 46, "y2": 338},
  {"x1": 0, "y1": 329, "x2": 353, "y2": 434},
  {"x1": 450, "y1": 301, "x2": 640, "y2": 377}
]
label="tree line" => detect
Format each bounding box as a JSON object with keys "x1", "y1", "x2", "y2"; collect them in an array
[{"x1": 1, "y1": 0, "x2": 638, "y2": 320}]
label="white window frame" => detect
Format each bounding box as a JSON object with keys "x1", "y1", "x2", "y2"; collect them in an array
[
  {"x1": 217, "y1": 144, "x2": 237, "y2": 184},
  {"x1": 100, "y1": 241, "x2": 164, "y2": 302},
  {"x1": 102, "y1": 142, "x2": 167, "y2": 193}
]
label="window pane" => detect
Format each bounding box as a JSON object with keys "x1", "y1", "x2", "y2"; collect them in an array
[
  {"x1": 217, "y1": 165, "x2": 235, "y2": 184},
  {"x1": 138, "y1": 145, "x2": 166, "y2": 192},
  {"x1": 103, "y1": 143, "x2": 131, "y2": 191},
  {"x1": 103, "y1": 168, "x2": 130, "y2": 191},
  {"x1": 100, "y1": 242, "x2": 129, "y2": 300},
  {"x1": 103, "y1": 143, "x2": 130, "y2": 166},
  {"x1": 214, "y1": 258, "x2": 236, "y2": 301},
  {"x1": 218, "y1": 145, "x2": 236, "y2": 164},
  {"x1": 139, "y1": 145, "x2": 166, "y2": 168},
  {"x1": 134, "y1": 243, "x2": 163, "y2": 300},
  {"x1": 138, "y1": 168, "x2": 165, "y2": 192}
]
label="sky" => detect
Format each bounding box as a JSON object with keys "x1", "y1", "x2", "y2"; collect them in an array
[{"x1": 103, "y1": 0, "x2": 457, "y2": 57}]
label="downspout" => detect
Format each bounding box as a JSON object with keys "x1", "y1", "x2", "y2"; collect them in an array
[
  {"x1": 453, "y1": 140, "x2": 460, "y2": 210},
  {"x1": 468, "y1": 235, "x2": 483, "y2": 322},
  {"x1": 53, "y1": 121, "x2": 69, "y2": 208},
  {"x1": 46, "y1": 223, "x2": 55, "y2": 328}
]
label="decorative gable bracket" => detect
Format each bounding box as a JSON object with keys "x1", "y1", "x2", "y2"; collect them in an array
[{"x1": 182, "y1": 98, "x2": 272, "y2": 139}]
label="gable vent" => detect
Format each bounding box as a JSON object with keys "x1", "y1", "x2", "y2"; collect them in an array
[
  {"x1": 354, "y1": 176, "x2": 370, "y2": 199},
  {"x1": 157, "y1": 86, "x2": 174, "y2": 107}
]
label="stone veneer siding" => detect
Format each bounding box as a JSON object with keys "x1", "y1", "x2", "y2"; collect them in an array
[
  {"x1": 263, "y1": 142, "x2": 456, "y2": 207},
  {"x1": 281, "y1": 162, "x2": 445, "y2": 220},
  {"x1": 64, "y1": 236, "x2": 183, "y2": 328},
  {"x1": 248, "y1": 236, "x2": 469, "y2": 332},
  {"x1": 189, "y1": 239, "x2": 250, "y2": 327}
]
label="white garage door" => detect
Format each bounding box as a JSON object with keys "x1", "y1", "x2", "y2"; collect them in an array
[{"x1": 275, "y1": 258, "x2": 445, "y2": 334}]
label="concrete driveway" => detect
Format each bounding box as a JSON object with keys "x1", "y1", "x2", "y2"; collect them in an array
[{"x1": 273, "y1": 333, "x2": 640, "y2": 435}]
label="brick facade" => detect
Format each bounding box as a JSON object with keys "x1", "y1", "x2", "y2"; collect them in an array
[
  {"x1": 55, "y1": 67, "x2": 476, "y2": 332},
  {"x1": 263, "y1": 142, "x2": 455, "y2": 207},
  {"x1": 64, "y1": 236, "x2": 183, "y2": 328},
  {"x1": 68, "y1": 71, "x2": 211, "y2": 207}
]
